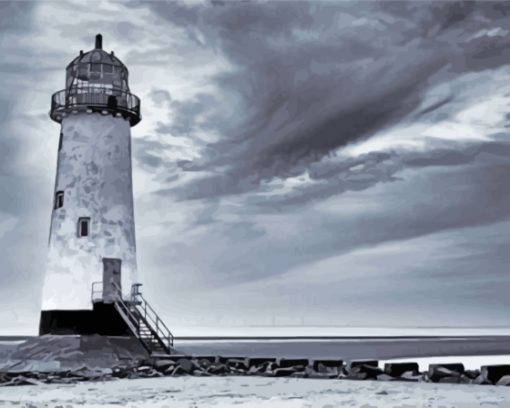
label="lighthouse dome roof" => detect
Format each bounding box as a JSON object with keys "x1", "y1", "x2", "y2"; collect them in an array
[{"x1": 66, "y1": 48, "x2": 126, "y2": 70}]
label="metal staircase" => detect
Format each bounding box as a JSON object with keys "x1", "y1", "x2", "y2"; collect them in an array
[{"x1": 91, "y1": 281, "x2": 174, "y2": 356}]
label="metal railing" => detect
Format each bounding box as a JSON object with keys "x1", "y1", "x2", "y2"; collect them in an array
[
  {"x1": 50, "y1": 86, "x2": 141, "y2": 126},
  {"x1": 89, "y1": 280, "x2": 174, "y2": 352},
  {"x1": 127, "y1": 283, "x2": 174, "y2": 349},
  {"x1": 113, "y1": 298, "x2": 142, "y2": 341}
]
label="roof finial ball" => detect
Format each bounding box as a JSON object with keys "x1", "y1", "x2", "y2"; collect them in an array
[{"x1": 95, "y1": 33, "x2": 103, "y2": 49}]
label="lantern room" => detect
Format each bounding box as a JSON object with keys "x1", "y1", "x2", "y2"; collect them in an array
[
  {"x1": 65, "y1": 34, "x2": 129, "y2": 94},
  {"x1": 50, "y1": 34, "x2": 141, "y2": 126}
]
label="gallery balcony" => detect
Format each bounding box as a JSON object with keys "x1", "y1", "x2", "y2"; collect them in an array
[{"x1": 50, "y1": 86, "x2": 141, "y2": 127}]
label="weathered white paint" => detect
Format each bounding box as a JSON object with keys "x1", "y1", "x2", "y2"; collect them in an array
[{"x1": 41, "y1": 113, "x2": 137, "y2": 310}]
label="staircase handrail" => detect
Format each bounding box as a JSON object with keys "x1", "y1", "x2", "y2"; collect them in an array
[
  {"x1": 134, "y1": 291, "x2": 174, "y2": 347},
  {"x1": 112, "y1": 282, "x2": 173, "y2": 349},
  {"x1": 110, "y1": 283, "x2": 143, "y2": 332},
  {"x1": 113, "y1": 301, "x2": 141, "y2": 340}
]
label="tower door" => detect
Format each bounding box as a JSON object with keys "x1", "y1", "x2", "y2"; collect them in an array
[{"x1": 102, "y1": 258, "x2": 121, "y2": 304}]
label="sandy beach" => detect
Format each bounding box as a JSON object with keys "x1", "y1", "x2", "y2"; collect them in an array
[{"x1": 0, "y1": 376, "x2": 509, "y2": 408}]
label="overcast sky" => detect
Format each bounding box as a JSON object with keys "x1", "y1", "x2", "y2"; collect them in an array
[{"x1": 1, "y1": 0, "x2": 510, "y2": 334}]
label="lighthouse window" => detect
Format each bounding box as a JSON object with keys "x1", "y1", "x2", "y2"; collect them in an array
[
  {"x1": 90, "y1": 63, "x2": 101, "y2": 73},
  {"x1": 54, "y1": 191, "x2": 64, "y2": 209},
  {"x1": 58, "y1": 131, "x2": 63, "y2": 151},
  {"x1": 77, "y1": 64, "x2": 89, "y2": 80},
  {"x1": 78, "y1": 217, "x2": 91, "y2": 237},
  {"x1": 103, "y1": 64, "x2": 113, "y2": 73}
]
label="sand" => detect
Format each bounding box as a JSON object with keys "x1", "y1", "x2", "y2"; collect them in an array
[{"x1": 0, "y1": 376, "x2": 509, "y2": 408}]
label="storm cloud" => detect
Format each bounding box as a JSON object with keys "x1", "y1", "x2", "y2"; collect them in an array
[{"x1": 130, "y1": 0, "x2": 510, "y2": 200}]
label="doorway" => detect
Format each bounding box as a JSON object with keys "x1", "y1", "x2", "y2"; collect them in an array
[{"x1": 102, "y1": 258, "x2": 121, "y2": 303}]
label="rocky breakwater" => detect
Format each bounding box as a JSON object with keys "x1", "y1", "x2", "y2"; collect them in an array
[
  {"x1": 2, "y1": 343, "x2": 510, "y2": 386},
  {"x1": 146, "y1": 357, "x2": 510, "y2": 386}
]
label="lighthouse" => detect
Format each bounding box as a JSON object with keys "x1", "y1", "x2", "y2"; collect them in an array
[{"x1": 40, "y1": 34, "x2": 142, "y2": 336}]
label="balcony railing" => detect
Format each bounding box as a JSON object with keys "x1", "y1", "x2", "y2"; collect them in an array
[{"x1": 50, "y1": 86, "x2": 141, "y2": 126}]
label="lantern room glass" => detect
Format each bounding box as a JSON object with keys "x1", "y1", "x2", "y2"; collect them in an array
[{"x1": 65, "y1": 52, "x2": 130, "y2": 97}]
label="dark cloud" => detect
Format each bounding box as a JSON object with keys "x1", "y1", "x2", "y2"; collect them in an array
[
  {"x1": 149, "y1": 88, "x2": 172, "y2": 105},
  {"x1": 160, "y1": 93, "x2": 218, "y2": 138},
  {"x1": 145, "y1": 146, "x2": 510, "y2": 291},
  {"x1": 133, "y1": 137, "x2": 168, "y2": 169},
  {"x1": 131, "y1": 0, "x2": 510, "y2": 199}
]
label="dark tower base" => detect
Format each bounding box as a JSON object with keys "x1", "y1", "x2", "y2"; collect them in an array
[{"x1": 39, "y1": 303, "x2": 131, "y2": 336}]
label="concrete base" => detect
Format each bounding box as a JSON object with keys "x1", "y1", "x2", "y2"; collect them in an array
[
  {"x1": 0, "y1": 334, "x2": 150, "y2": 372},
  {"x1": 39, "y1": 302, "x2": 131, "y2": 336}
]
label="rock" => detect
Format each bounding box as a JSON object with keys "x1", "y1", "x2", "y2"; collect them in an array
[
  {"x1": 206, "y1": 364, "x2": 228, "y2": 375},
  {"x1": 427, "y1": 364, "x2": 464, "y2": 382},
  {"x1": 247, "y1": 358, "x2": 276, "y2": 368},
  {"x1": 398, "y1": 370, "x2": 422, "y2": 382},
  {"x1": 363, "y1": 364, "x2": 383, "y2": 378},
  {"x1": 348, "y1": 360, "x2": 378, "y2": 369},
  {"x1": 303, "y1": 366, "x2": 336, "y2": 379},
  {"x1": 464, "y1": 369, "x2": 481, "y2": 380},
  {"x1": 481, "y1": 365, "x2": 510, "y2": 384},
  {"x1": 347, "y1": 363, "x2": 382, "y2": 379},
  {"x1": 278, "y1": 359, "x2": 309, "y2": 369},
  {"x1": 163, "y1": 365, "x2": 176, "y2": 375},
  {"x1": 225, "y1": 358, "x2": 248, "y2": 371},
  {"x1": 427, "y1": 367, "x2": 459, "y2": 382},
  {"x1": 273, "y1": 368, "x2": 297, "y2": 377},
  {"x1": 176, "y1": 358, "x2": 193, "y2": 374},
  {"x1": 154, "y1": 359, "x2": 176, "y2": 371},
  {"x1": 496, "y1": 375, "x2": 510, "y2": 386},
  {"x1": 261, "y1": 363, "x2": 278, "y2": 376},
  {"x1": 194, "y1": 358, "x2": 215, "y2": 370},
  {"x1": 312, "y1": 360, "x2": 343, "y2": 372},
  {"x1": 473, "y1": 373, "x2": 492, "y2": 385},
  {"x1": 315, "y1": 363, "x2": 340, "y2": 376},
  {"x1": 0, "y1": 375, "x2": 42, "y2": 387},
  {"x1": 140, "y1": 368, "x2": 163, "y2": 378},
  {"x1": 112, "y1": 367, "x2": 131, "y2": 378},
  {"x1": 384, "y1": 362, "x2": 419, "y2": 377},
  {"x1": 171, "y1": 366, "x2": 187, "y2": 376},
  {"x1": 247, "y1": 365, "x2": 264, "y2": 375}
]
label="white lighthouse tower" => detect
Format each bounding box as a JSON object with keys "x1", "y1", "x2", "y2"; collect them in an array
[{"x1": 40, "y1": 34, "x2": 142, "y2": 336}]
